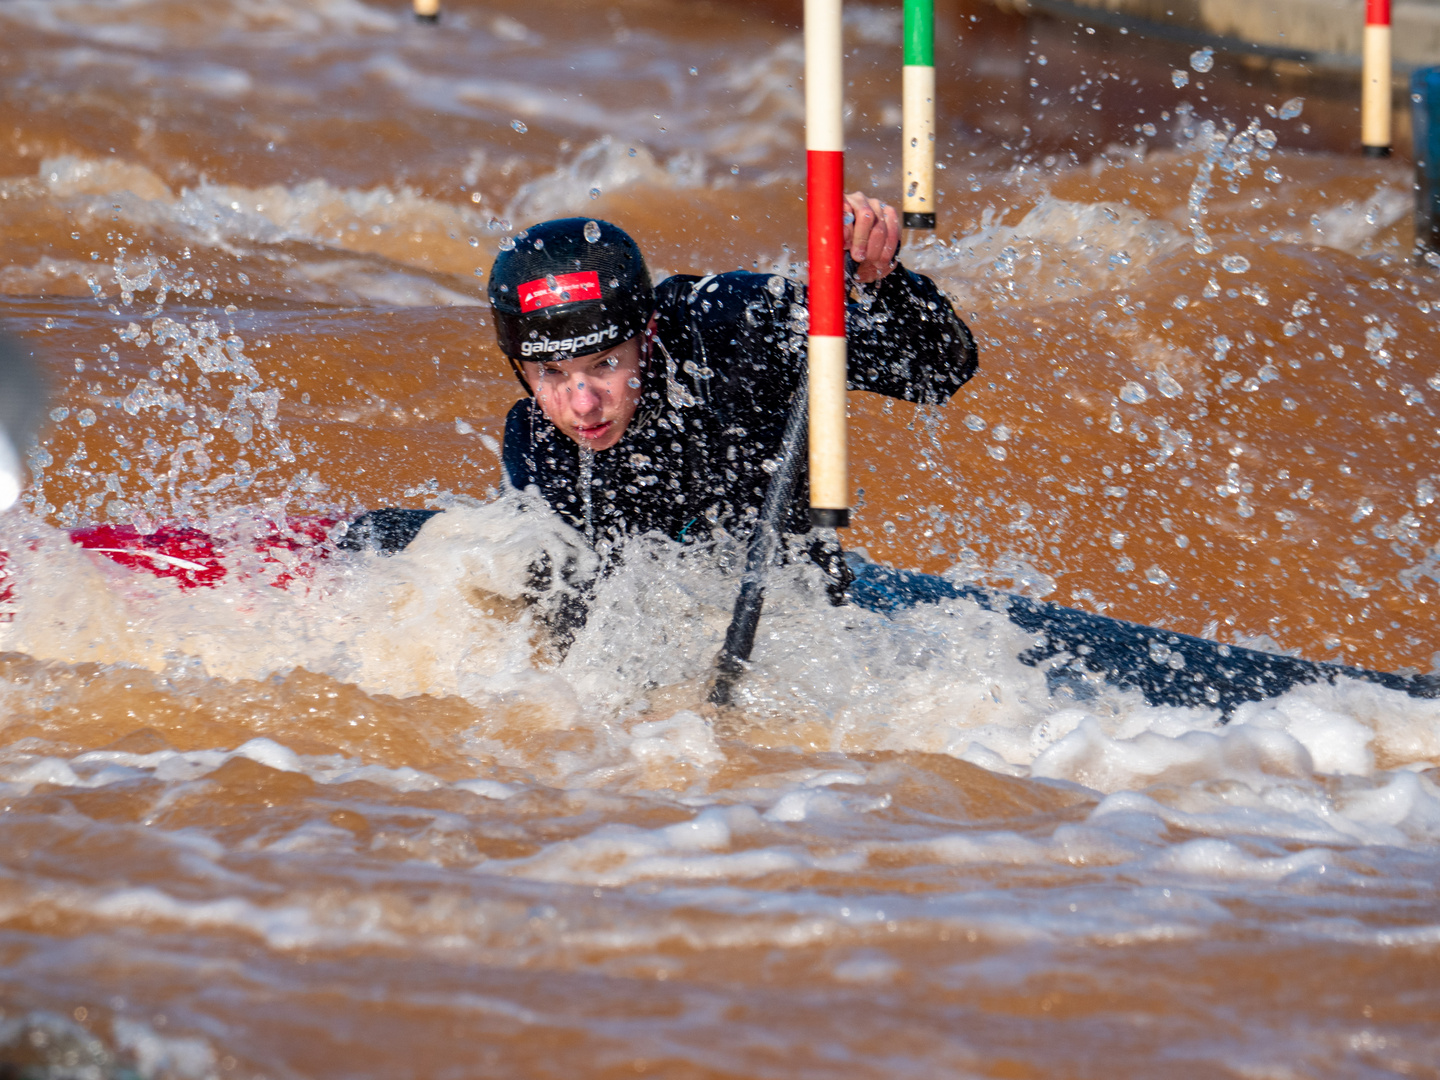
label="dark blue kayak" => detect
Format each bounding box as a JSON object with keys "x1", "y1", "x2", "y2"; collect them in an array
[
  {"x1": 341, "y1": 508, "x2": 1439, "y2": 716},
  {"x1": 846, "y1": 558, "x2": 1440, "y2": 718}
]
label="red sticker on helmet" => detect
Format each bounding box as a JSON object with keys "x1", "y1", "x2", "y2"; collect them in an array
[{"x1": 518, "y1": 271, "x2": 602, "y2": 312}]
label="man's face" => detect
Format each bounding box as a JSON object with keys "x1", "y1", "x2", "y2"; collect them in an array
[{"x1": 520, "y1": 336, "x2": 643, "y2": 452}]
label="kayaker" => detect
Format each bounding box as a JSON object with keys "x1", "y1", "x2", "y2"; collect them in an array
[
  {"x1": 345, "y1": 192, "x2": 977, "y2": 634},
  {"x1": 492, "y1": 190, "x2": 973, "y2": 546}
]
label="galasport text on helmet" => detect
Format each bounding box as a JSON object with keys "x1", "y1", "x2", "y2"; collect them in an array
[{"x1": 488, "y1": 218, "x2": 656, "y2": 362}]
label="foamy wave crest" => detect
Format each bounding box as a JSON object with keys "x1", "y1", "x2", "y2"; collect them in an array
[
  {"x1": 17, "y1": 156, "x2": 490, "y2": 302},
  {"x1": 911, "y1": 198, "x2": 1187, "y2": 310},
  {"x1": 1304, "y1": 186, "x2": 1410, "y2": 254},
  {"x1": 3, "y1": 487, "x2": 1439, "y2": 861},
  {"x1": 0, "y1": 0, "x2": 399, "y2": 47},
  {"x1": 505, "y1": 137, "x2": 708, "y2": 225}
]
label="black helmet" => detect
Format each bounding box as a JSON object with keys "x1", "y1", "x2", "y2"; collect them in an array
[{"x1": 488, "y1": 218, "x2": 655, "y2": 363}]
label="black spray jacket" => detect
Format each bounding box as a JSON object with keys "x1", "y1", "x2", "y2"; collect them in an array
[{"x1": 501, "y1": 263, "x2": 977, "y2": 552}]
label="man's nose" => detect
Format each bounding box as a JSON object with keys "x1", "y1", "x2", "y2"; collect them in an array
[{"x1": 569, "y1": 378, "x2": 602, "y2": 414}]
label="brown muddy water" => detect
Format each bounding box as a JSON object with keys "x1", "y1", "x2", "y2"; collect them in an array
[{"x1": 0, "y1": 1, "x2": 1438, "y2": 1077}]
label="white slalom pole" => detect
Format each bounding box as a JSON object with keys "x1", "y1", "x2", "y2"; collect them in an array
[{"x1": 1362, "y1": 0, "x2": 1392, "y2": 156}]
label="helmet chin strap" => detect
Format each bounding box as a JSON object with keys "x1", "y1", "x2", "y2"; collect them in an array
[{"x1": 507, "y1": 355, "x2": 534, "y2": 396}]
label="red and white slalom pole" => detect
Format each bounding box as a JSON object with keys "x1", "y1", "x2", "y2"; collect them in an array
[
  {"x1": 806, "y1": 0, "x2": 849, "y2": 529},
  {"x1": 1362, "y1": 0, "x2": 1392, "y2": 157}
]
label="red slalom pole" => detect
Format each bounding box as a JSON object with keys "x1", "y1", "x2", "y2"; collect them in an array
[
  {"x1": 806, "y1": 0, "x2": 849, "y2": 529},
  {"x1": 709, "y1": 0, "x2": 848, "y2": 704},
  {"x1": 1363, "y1": 0, "x2": 1392, "y2": 156}
]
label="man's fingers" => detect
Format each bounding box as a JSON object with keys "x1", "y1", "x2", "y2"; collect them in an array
[
  {"x1": 841, "y1": 191, "x2": 900, "y2": 282},
  {"x1": 864, "y1": 209, "x2": 889, "y2": 264},
  {"x1": 847, "y1": 193, "x2": 877, "y2": 259},
  {"x1": 878, "y1": 202, "x2": 900, "y2": 264}
]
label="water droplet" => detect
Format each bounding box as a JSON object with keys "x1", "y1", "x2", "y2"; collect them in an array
[
  {"x1": 473, "y1": 267, "x2": 484, "y2": 278},
  {"x1": 1264, "y1": 167, "x2": 1283, "y2": 183},
  {"x1": 468, "y1": 237, "x2": 479, "y2": 247},
  {"x1": 1172, "y1": 70, "x2": 1189, "y2": 88},
  {"x1": 584, "y1": 220, "x2": 601, "y2": 243},
  {"x1": 1120, "y1": 381, "x2": 1148, "y2": 404},
  {"x1": 589, "y1": 187, "x2": 601, "y2": 200},
  {"x1": 77, "y1": 409, "x2": 97, "y2": 427},
  {"x1": 963, "y1": 414, "x2": 986, "y2": 432},
  {"x1": 1155, "y1": 372, "x2": 1183, "y2": 398},
  {"x1": 766, "y1": 275, "x2": 786, "y2": 298},
  {"x1": 628, "y1": 377, "x2": 641, "y2": 388},
  {"x1": 1145, "y1": 565, "x2": 1171, "y2": 585},
  {"x1": 1189, "y1": 48, "x2": 1214, "y2": 73},
  {"x1": 628, "y1": 147, "x2": 637, "y2": 158},
  {"x1": 1221, "y1": 254, "x2": 1250, "y2": 274},
  {"x1": 1278, "y1": 97, "x2": 1304, "y2": 120},
  {"x1": 533, "y1": 238, "x2": 544, "y2": 249},
  {"x1": 1141, "y1": 122, "x2": 1157, "y2": 137},
  {"x1": 498, "y1": 237, "x2": 515, "y2": 251},
  {"x1": 511, "y1": 119, "x2": 528, "y2": 133},
  {"x1": 987, "y1": 445, "x2": 1007, "y2": 461},
  {"x1": 992, "y1": 424, "x2": 1012, "y2": 441},
  {"x1": 49, "y1": 407, "x2": 69, "y2": 422},
  {"x1": 689, "y1": 66, "x2": 698, "y2": 76}
]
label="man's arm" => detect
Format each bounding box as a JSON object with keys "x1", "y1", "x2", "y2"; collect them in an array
[
  {"x1": 835, "y1": 192, "x2": 978, "y2": 403},
  {"x1": 845, "y1": 263, "x2": 978, "y2": 404}
]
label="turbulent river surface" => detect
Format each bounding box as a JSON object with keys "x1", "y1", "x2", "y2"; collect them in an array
[{"x1": 2, "y1": 0, "x2": 1439, "y2": 1076}]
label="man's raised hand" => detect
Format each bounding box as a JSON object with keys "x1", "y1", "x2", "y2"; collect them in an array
[{"x1": 843, "y1": 191, "x2": 900, "y2": 284}]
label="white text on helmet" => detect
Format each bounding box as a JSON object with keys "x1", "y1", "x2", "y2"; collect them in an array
[{"x1": 519, "y1": 323, "x2": 621, "y2": 357}]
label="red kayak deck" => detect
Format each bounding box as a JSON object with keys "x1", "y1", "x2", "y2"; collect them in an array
[{"x1": 0, "y1": 518, "x2": 340, "y2": 620}]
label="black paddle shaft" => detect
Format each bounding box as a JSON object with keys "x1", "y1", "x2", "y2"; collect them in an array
[{"x1": 710, "y1": 380, "x2": 811, "y2": 706}]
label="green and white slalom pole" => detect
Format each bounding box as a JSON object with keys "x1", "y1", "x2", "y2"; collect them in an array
[
  {"x1": 807, "y1": 0, "x2": 849, "y2": 530},
  {"x1": 902, "y1": 0, "x2": 936, "y2": 229}
]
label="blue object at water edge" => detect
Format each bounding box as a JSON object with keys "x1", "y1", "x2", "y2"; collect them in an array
[{"x1": 1412, "y1": 66, "x2": 1440, "y2": 258}]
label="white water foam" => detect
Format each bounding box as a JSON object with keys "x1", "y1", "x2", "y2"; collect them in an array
[
  {"x1": 0, "y1": 0, "x2": 400, "y2": 46},
  {"x1": 3, "y1": 490, "x2": 1438, "y2": 871}
]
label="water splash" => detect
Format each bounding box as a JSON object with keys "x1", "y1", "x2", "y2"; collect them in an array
[
  {"x1": 1184, "y1": 118, "x2": 1273, "y2": 255},
  {"x1": 578, "y1": 447, "x2": 596, "y2": 542},
  {"x1": 28, "y1": 258, "x2": 315, "y2": 530}
]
